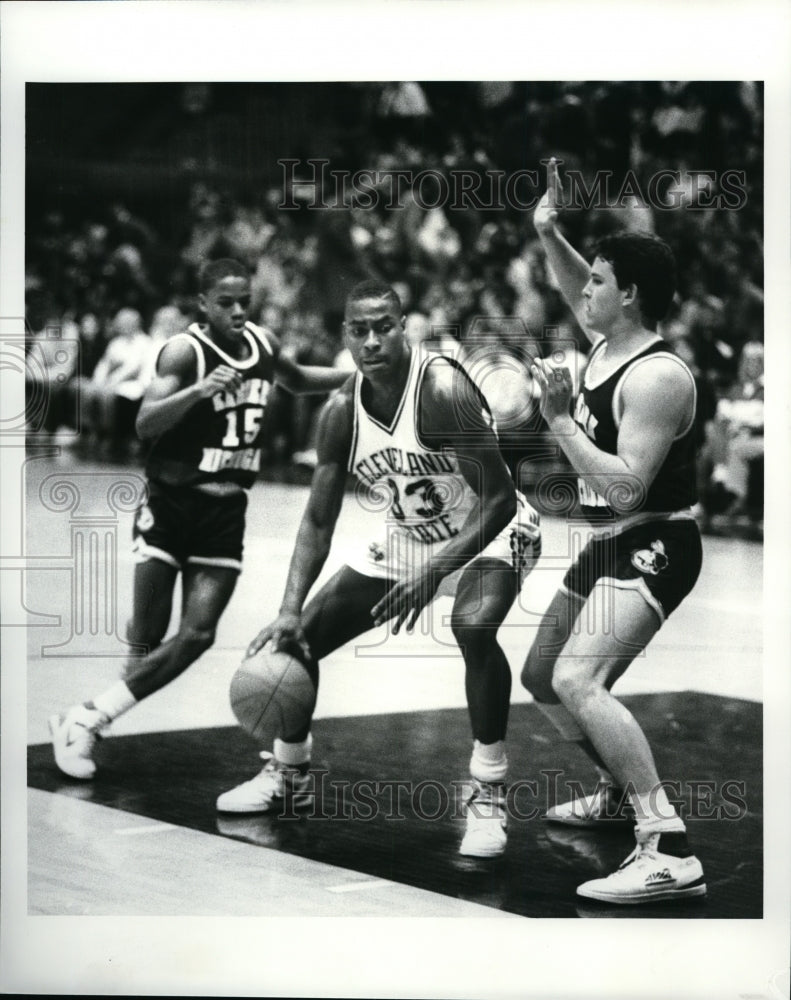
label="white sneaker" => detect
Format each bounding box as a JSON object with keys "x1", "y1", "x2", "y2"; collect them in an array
[
  {"x1": 216, "y1": 752, "x2": 313, "y2": 814},
  {"x1": 546, "y1": 784, "x2": 634, "y2": 827},
  {"x1": 459, "y1": 781, "x2": 508, "y2": 858},
  {"x1": 49, "y1": 705, "x2": 109, "y2": 780},
  {"x1": 576, "y1": 829, "x2": 707, "y2": 904}
]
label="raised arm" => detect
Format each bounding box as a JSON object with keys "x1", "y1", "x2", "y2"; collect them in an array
[
  {"x1": 533, "y1": 158, "x2": 600, "y2": 345},
  {"x1": 245, "y1": 388, "x2": 353, "y2": 658},
  {"x1": 135, "y1": 338, "x2": 243, "y2": 440}
]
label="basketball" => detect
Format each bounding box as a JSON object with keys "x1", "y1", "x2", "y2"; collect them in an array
[{"x1": 229, "y1": 643, "x2": 316, "y2": 743}]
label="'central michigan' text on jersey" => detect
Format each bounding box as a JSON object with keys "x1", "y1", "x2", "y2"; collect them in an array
[
  {"x1": 348, "y1": 349, "x2": 492, "y2": 547},
  {"x1": 573, "y1": 338, "x2": 698, "y2": 524},
  {"x1": 145, "y1": 322, "x2": 275, "y2": 488}
]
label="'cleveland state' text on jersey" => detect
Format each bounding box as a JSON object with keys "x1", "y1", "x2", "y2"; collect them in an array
[
  {"x1": 145, "y1": 322, "x2": 275, "y2": 489},
  {"x1": 573, "y1": 339, "x2": 698, "y2": 523},
  {"x1": 348, "y1": 350, "x2": 496, "y2": 547}
]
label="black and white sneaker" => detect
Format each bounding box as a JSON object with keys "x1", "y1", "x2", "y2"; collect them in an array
[
  {"x1": 576, "y1": 829, "x2": 706, "y2": 904},
  {"x1": 459, "y1": 780, "x2": 508, "y2": 858},
  {"x1": 49, "y1": 705, "x2": 109, "y2": 779}
]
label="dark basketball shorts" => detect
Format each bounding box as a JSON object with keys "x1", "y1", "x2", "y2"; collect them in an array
[
  {"x1": 131, "y1": 479, "x2": 248, "y2": 572},
  {"x1": 561, "y1": 517, "x2": 703, "y2": 624}
]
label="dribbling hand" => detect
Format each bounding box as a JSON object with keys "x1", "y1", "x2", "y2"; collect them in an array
[{"x1": 246, "y1": 612, "x2": 310, "y2": 661}]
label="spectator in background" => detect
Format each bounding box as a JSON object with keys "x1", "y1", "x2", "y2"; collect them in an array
[
  {"x1": 374, "y1": 81, "x2": 432, "y2": 148},
  {"x1": 508, "y1": 241, "x2": 568, "y2": 340},
  {"x1": 415, "y1": 207, "x2": 462, "y2": 274},
  {"x1": 285, "y1": 311, "x2": 340, "y2": 468},
  {"x1": 672, "y1": 336, "x2": 718, "y2": 449},
  {"x1": 251, "y1": 244, "x2": 306, "y2": 318},
  {"x1": 181, "y1": 183, "x2": 228, "y2": 273},
  {"x1": 701, "y1": 340, "x2": 764, "y2": 531},
  {"x1": 80, "y1": 308, "x2": 152, "y2": 458},
  {"x1": 65, "y1": 312, "x2": 109, "y2": 438},
  {"x1": 76, "y1": 313, "x2": 106, "y2": 381},
  {"x1": 222, "y1": 203, "x2": 276, "y2": 270},
  {"x1": 105, "y1": 242, "x2": 158, "y2": 315},
  {"x1": 25, "y1": 312, "x2": 80, "y2": 442},
  {"x1": 145, "y1": 305, "x2": 188, "y2": 382}
]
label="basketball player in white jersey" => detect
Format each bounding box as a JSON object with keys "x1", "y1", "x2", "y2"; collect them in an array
[
  {"x1": 217, "y1": 279, "x2": 542, "y2": 859},
  {"x1": 522, "y1": 160, "x2": 706, "y2": 903},
  {"x1": 50, "y1": 259, "x2": 348, "y2": 781}
]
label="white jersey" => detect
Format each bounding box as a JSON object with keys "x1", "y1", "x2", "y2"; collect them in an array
[
  {"x1": 348, "y1": 350, "x2": 480, "y2": 549},
  {"x1": 345, "y1": 349, "x2": 541, "y2": 583}
]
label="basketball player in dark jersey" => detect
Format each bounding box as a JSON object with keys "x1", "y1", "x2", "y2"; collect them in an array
[
  {"x1": 217, "y1": 279, "x2": 542, "y2": 858},
  {"x1": 521, "y1": 160, "x2": 706, "y2": 903},
  {"x1": 50, "y1": 258, "x2": 348, "y2": 780}
]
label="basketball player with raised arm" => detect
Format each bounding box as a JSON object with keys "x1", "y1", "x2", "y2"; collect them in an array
[
  {"x1": 522, "y1": 160, "x2": 706, "y2": 903},
  {"x1": 50, "y1": 258, "x2": 349, "y2": 780},
  {"x1": 217, "y1": 279, "x2": 542, "y2": 858}
]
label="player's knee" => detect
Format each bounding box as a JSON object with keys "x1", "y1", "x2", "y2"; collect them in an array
[
  {"x1": 521, "y1": 648, "x2": 552, "y2": 701},
  {"x1": 450, "y1": 620, "x2": 497, "y2": 660},
  {"x1": 126, "y1": 618, "x2": 167, "y2": 651},
  {"x1": 179, "y1": 623, "x2": 216, "y2": 656},
  {"x1": 551, "y1": 661, "x2": 597, "y2": 706},
  {"x1": 520, "y1": 643, "x2": 539, "y2": 685}
]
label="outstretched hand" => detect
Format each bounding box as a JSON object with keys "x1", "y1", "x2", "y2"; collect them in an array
[{"x1": 534, "y1": 157, "x2": 565, "y2": 235}]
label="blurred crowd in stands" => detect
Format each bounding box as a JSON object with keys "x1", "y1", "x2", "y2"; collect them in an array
[{"x1": 25, "y1": 81, "x2": 763, "y2": 537}]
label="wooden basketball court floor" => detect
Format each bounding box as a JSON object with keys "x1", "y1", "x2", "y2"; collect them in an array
[{"x1": 18, "y1": 451, "x2": 764, "y2": 922}]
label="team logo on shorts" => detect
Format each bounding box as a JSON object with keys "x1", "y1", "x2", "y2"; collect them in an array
[
  {"x1": 368, "y1": 541, "x2": 385, "y2": 562},
  {"x1": 136, "y1": 504, "x2": 155, "y2": 533},
  {"x1": 631, "y1": 539, "x2": 669, "y2": 576},
  {"x1": 510, "y1": 526, "x2": 541, "y2": 572}
]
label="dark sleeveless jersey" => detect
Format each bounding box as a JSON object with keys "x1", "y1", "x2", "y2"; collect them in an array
[
  {"x1": 144, "y1": 321, "x2": 276, "y2": 489},
  {"x1": 572, "y1": 338, "x2": 698, "y2": 524}
]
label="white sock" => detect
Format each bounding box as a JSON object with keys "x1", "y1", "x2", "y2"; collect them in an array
[
  {"x1": 629, "y1": 784, "x2": 683, "y2": 827},
  {"x1": 274, "y1": 734, "x2": 312, "y2": 766},
  {"x1": 470, "y1": 739, "x2": 508, "y2": 783},
  {"x1": 91, "y1": 680, "x2": 137, "y2": 721}
]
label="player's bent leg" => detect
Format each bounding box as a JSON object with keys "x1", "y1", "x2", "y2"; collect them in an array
[
  {"x1": 217, "y1": 565, "x2": 389, "y2": 814},
  {"x1": 302, "y1": 564, "x2": 391, "y2": 665},
  {"x1": 451, "y1": 558, "x2": 518, "y2": 743},
  {"x1": 549, "y1": 584, "x2": 662, "y2": 796},
  {"x1": 49, "y1": 554, "x2": 180, "y2": 780},
  {"x1": 452, "y1": 558, "x2": 518, "y2": 859},
  {"x1": 520, "y1": 586, "x2": 634, "y2": 826},
  {"x1": 521, "y1": 587, "x2": 585, "y2": 704},
  {"x1": 548, "y1": 584, "x2": 704, "y2": 902},
  {"x1": 125, "y1": 555, "x2": 179, "y2": 655},
  {"x1": 125, "y1": 563, "x2": 238, "y2": 700}
]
